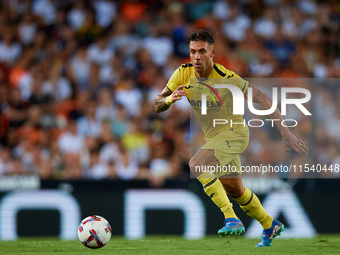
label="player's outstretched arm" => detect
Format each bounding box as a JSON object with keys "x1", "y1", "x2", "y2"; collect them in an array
[
  {"x1": 154, "y1": 85, "x2": 187, "y2": 113},
  {"x1": 247, "y1": 83, "x2": 309, "y2": 155}
]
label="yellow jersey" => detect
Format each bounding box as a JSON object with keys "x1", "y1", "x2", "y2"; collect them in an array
[{"x1": 166, "y1": 62, "x2": 249, "y2": 140}]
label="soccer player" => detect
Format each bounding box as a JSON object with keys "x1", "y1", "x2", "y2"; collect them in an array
[{"x1": 154, "y1": 29, "x2": 308, "y2": 247}]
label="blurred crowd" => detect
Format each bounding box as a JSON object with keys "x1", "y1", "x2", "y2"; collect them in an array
[{"x1": 0, "y1": 0, "x2": 339, "y2": 183}]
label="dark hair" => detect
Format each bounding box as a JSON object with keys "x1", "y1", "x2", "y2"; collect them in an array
[{"x1": 188, "y1": 29, "x2": 214, "y2": 45}]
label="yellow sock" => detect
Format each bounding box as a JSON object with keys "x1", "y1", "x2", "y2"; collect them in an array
[
  {"x1": 233, "y1": 187, "x2": 273, "y2": 229},
  {"x1": 198, "y1": 173, "x2": 237, "y2": 219}
]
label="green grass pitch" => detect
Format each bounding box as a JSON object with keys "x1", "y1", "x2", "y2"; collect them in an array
[{"x1": 1, "y1": 235, "x2": 339, "y2": 255}]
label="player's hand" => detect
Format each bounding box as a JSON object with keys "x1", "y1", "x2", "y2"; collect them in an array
[
  {"x1": 282, "y1": 133, "x2": 309, "y2": 155},
  {"x1": 172, "y1": 85, "x2": 188, "y2": 102}
]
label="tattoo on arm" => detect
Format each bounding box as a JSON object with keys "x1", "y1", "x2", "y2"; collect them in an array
[
  {"x1": 283, "y1": 138, "x2": 291, "y2": 147},
  {"x1": 155, "y1": 96, "x2": 170, "y2": 113},
  {"x1": 154, "y1": 87, "x2": 172, "y2": 113}
]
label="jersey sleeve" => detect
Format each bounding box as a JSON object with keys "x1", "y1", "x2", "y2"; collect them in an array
[
  {"x1": 228, "y1": 72, "x2": 249, "y2": 96},
  {"x1": 166, "y1": 67, "x2": 182, "y2": 93}
]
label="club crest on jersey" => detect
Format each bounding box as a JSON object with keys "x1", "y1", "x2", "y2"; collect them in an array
[{"x1": 211, "y1": 88, "x2": 219, "y2": 96}]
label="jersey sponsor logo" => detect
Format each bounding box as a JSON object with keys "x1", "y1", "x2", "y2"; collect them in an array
[
  {"x1": 190, "y1": 100, "x2": 220, "y2": 108},
  {"x1": 227, "y1": 74, "x2": 234, "y2": 79},
  {"x1": 226, "y1": 140, "x2": 231, "y2": 148}
]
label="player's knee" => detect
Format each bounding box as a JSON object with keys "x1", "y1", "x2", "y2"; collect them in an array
[
  {"x1": 189, "y1": 156, "x2": 199, "y2": 171},
  {"x1": 189, "y1": 158, "x2": 202, "y2": 177}
]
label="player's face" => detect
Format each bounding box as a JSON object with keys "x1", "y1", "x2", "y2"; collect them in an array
[{"x1": 189, "y1": 41, "x2": 215, "y2": 76}]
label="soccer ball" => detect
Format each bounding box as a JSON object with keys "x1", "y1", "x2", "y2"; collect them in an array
[{"x1": 78, "y1": 215, "x2": 112, "y2": 249}]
